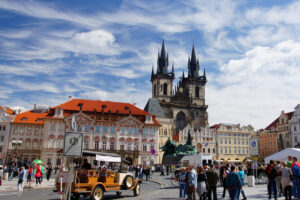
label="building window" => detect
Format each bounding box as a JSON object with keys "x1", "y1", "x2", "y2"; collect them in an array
[
  {"x1": 103, "y1": 126, "x2": 108, "y2": 133},
  {"x1": 121, "y1": 127, "x2": 125, "y2": 134},
  {"x1": 110, "y1": 126, "x2": 115, "y2": 133},
  {"x1": 238, "y1": 140, "x2": 240, "y2": 145},
  {"x1": 229, "y1": 148, "x2": 231, "y2": 154},
  {"x1": 120, "y1": 142, "x2": 124, "y2": 150},
  {"x1": 246, "y1": 140, "x2": 248, "y2": 145},
  {"x1": 77, "y1": 125, "x2": 82, "y2": 132},
  {"x1": 220, "y1": 149, "x2": 223, "y2": 154},
  {"x1": 243, "y1": 149, "x2": 245, "y2": 154},
  {"x1": 238, "y1": 148, "x2": 241, "y2": 154},
  {"x1": 295, "y1": 136, "x2": 298, "y2": 143},
  {"x1": 213, "y1": 148, "x2": 215, "y2": 153},
  {"x1": 110, "y1": 141, "x2": 114, "y2": 150},
  {"x1": 242, "y1": 140, "x2": 244, "y2": 145},
  {"x1": 225, "y1": 140, "x2": 227, "y2": 144},
  {"x1": 234, "y1": 148, "x2": 237, "y2": 154},
  {"x1": 143, "y1": 128, "x2": 148, "y2": 134},
  {"x1": 102, "y1": 141, "x2": 107, "y2": 150},
  {"x1": 134, "y1": 128, "x2": 139, "y2": 134},
  {"x1": 203, "y1": 148, "x2": 205, "y2": 153},
  {"x1": 295, "y1": 127, "x2": 297, "y2": 131},
  {"x1": 95, "y1": 141, "x2": 99, "y2": 150},
  {"x1": 127, "y1": 143, "x2": 131, "y2": 150},
  {"x1": 143, "y1": 144, "x2": 147, "y2": 152},
  {"x1": 220, "y1": 140, "x2": 223, "y2": 144},
  {"x1": 0, "y1": 135, "x2": 4, "y2": 142},
  {"x1": 150, "y1": 144, "x2": 155, "y2": 151},
  {"x1": 134, "y1": 143, "x2": 139, "y2": 150},
  {"x1": 85, "y1": 125, "x2": 90, "y2": 132},
  {"x1": 229, "y1": 140, "x2": 231, "y2": 144},
  {"x1": 128, "y1": 128, "x2": 132, "y2": 134},
  {"x1": 84, "y1": 141, "x2": 88, "y2": 149},
  {"x1": 95, "y1": 125, "x2": 100, "y2": 133},
  {"x1": 195, "y1": 86, "x2": 200, "y2": 97},
  {"x1": 163, "y1": 83, "x2": 168, "y2": 95},
  {"x1": 208, "y1": 148, "x2": 210, "y2": 153}
]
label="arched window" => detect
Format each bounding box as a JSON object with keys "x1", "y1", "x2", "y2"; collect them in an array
[
  {"x1": 154, "y1": 84, "x2": 156, "y2": 96},
  {"x1": 195, "y1": 86, "x2": 200, "y2": 97},
  {"x1": 176, "y1": 111, "x2": 186, "y2": 133},
  {"x1": 163, "y1": 83, "x2": 168, "y2": 95}
]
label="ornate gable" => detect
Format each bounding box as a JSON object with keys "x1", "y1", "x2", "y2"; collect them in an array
[
  {"x1": 117, "y1": 116, "x2": 143, "y2": 126},
  {"x1": 64, "y1": 112, "x2": 95, "y2": 123}
]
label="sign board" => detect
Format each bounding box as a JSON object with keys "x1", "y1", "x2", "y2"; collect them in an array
[
  {"x1": 63, "y1": 132, "x2": 83, "y2": 157},
  {"x1": 250, "y1": 136, "x2": 259, "y2": 156},
  {"x1": 151, "y1": 149, "x2": 156, "y2": 154}
]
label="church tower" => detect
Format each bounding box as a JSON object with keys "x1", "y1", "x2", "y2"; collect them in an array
[
  {"x1": 151, "y1": 40, "x2": 174, "y2": 103},
  {"x1": 145, "y1": 41, "x2": 208, "y2": 136}
]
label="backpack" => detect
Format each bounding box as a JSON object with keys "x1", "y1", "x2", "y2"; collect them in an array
[
  {"x1": 270, "y1": 166, "x2": 278, "y2": 178},
  {"x1": 292, "y1": 162, "x2": 300, "y2": 177}
]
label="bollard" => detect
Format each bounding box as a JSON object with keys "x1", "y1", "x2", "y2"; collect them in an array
[{"x1": 60, "y1": 176, "x2": 63, "y2": 200}]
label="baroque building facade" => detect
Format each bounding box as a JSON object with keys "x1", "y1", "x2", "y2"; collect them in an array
[
  {"x1": 8, "y1": 99, "x2": 161, "y2": 166},
  {"x1": 211, "y1": 123, "x2": 255, "y2": 162},
  {"x1": 291, "y1": 104, "x2": 300, "y2": 148},
  {"x1": 265, "y1": 110, "x2": 293, "y2": 151},
  {"x1": 145, "y1": 40, "x2": 208, "y2": 137},
  {"x1": 178, "y1": 125, "x2": 217, "y2": 160}
]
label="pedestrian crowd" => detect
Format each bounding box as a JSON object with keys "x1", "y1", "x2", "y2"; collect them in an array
[
  {"x1": 265, "y1": 156, "x2": 300, "y2": 200},
  {"x1": 176, "y1": 163, "x2": 245, "y2": 200},
  {"x1": 0, "y1": 161, "x2": 55, "y2": 193}
]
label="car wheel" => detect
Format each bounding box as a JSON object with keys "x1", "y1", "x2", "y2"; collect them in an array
[
  {"x1": 134, "y1": 183, "x2": 140, "y2": 196},
  {"x1": 123, "y1": 175, "x2": 134, "y2": 189},
  {"x1": 71, "y1": 194, "x2": 80, "y2": 200},
  {"x1": 91, "y1": 186, "x2": 104, "y2": 200},
  {"x1": 116, "y1": 191, "x2": 122, "y2": 197}
]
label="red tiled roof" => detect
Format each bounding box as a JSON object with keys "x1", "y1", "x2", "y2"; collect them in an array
[
  {"x1": 265, "y1": 111, "x2": 294, "y2": 130},
  {"x1": 52, "y1": 99, "x2": 150, "y2": 116},
  {"x1": 0, "y1": 106, "x2": 15, "y2": 115},
  {"x1": 210, "y1": 124, "x2": 220, "y2": 129},
  {"x1": 13, "y1": 111, "x2": 48, "y2": 124},
  {"x1": 50, "y1": 99, "x2": 160, "y2": 126}
]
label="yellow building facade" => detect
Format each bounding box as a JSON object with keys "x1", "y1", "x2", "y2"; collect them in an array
[{"x1": 211, "y1": 123, "x2": 255, "y2": 162}]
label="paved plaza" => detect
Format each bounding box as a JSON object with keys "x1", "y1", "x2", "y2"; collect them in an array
[{"x1": 0, "y1": 172, "x2": 293, "y2": 200}]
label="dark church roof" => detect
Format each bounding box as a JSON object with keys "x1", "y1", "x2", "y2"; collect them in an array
[{"x1": 144, "y1": 98, "x2": 166, "y2": 118}]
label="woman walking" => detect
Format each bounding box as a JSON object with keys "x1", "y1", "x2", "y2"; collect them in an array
[
  {"x1": 197, "y1": 166, "x2": 207, "y2": 200},
  {"x1": 34, "y1": 164, "x2": 42, "y2": 187},
  {"x1": 281, "y1": 162, "x2": 293, "y2": 200},
  {"x1": 27, "y1": 165, "x2": 33, "y2": 187}
]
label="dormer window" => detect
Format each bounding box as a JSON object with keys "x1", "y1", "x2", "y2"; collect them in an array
[
  {"x1": 102, "y1": 105, "x2": 107, "y2": 109},
  {"x1": 36, "y1": 118, "x2": 41, "y2": 122},
  {"x1": 146, "y1": 115, "x2": 153, "y2": 123},
  {"x1": 125, "y1": 106, "x2": 130, "y2": 111},
  {"x1": 21, "y1": 117, "x2": 27, "y2": 121},
  {"x1": 55, "y1": 108, "x2": 64, "y2": 117}
]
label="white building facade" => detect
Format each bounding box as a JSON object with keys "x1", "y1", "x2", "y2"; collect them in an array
[
  {"x1": 291, "y1": 104, "x2": 300, "y2": 148},
  {"x1": 179, "y1": 125, "x2": 217, "y2": 160}
]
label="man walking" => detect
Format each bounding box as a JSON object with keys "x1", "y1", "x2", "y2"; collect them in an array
[
  {"x1": 226, "y1": 165, "x2": 242, "y2": 200},
  {"x1": 291, "y1": 157, "x2": 300, "y2": 199},
  {"x1": 266, "y1": 160, "x2": 278, "y2": 200},
  {"x1": 179, "y1": 167, "x2": 187, "y2": 199},
  {"x1": 187, "y1": 165, "x2": 197, "y2": 200},
  {"x1": 18, "y1": 167, "x2": 25, "y2": 192},
  {"x1": 206, "y1": 164, "x2": 219, "y2": 200}
]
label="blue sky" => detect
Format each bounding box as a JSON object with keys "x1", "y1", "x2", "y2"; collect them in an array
[{"x1": 1, "y1": 0, "x2": 300, "y2": 129}]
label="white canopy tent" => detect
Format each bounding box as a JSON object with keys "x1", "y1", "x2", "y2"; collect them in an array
[{"x1": 264, "y1": 148, "x2": 300, "y2": 163}]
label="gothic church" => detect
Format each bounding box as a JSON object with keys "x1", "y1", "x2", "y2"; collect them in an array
[{"x1": 145, "y1": 40, "x2": 208, "y2": 135}]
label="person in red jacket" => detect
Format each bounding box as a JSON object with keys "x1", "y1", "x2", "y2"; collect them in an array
[{"x1": 35, "y1": 164, "x2": 42, "y2": 187}]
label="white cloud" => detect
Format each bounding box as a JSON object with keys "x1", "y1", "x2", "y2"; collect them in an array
[{"x1": 207, "y1": 40, "x2": 300, "y2": 128}]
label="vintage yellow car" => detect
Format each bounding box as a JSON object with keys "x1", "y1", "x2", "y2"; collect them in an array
[{"x1": 54, "y1": 151, "x2": 141, "y2": 200}]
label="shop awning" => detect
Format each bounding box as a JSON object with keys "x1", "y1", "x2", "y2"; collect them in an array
[{"x1": 96, "y1": 154, "x2": 121, "y2": 163}]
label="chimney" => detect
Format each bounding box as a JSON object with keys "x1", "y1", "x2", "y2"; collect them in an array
[{"x1": 33, "y1": 104, "x2": 38, "y2": 110}]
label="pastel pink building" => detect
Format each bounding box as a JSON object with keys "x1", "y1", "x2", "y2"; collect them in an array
[{"x1": 0, "y1": 106, "x2": 15, "y2": 165}]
